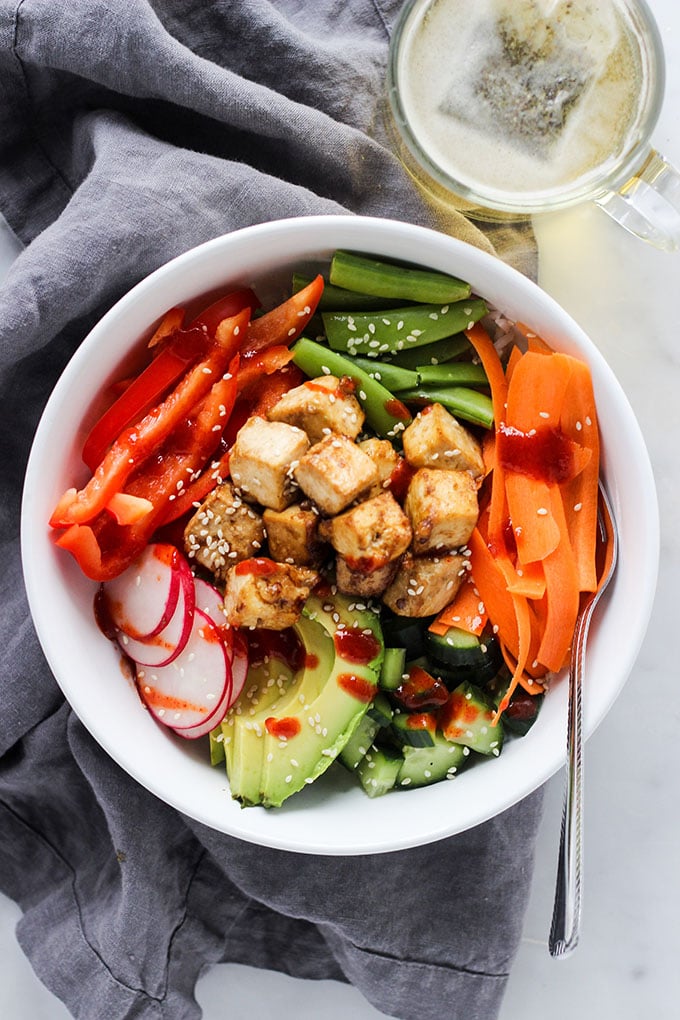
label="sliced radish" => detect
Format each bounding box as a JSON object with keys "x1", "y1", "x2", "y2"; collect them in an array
[
  {"x1": 228, "y1": 630, "x2": 249, "y2": 707},
  {"x1": 102, "y1": 543, "x2": 183, "y2": 639},
  {"x1": 136, "y1": 609, "x2": 231, "y2": 731},
  {"x1": 171, "y1": 669, "x2": 234, "y2": 739},
  {"x1": 118, "y1": 560, "x2": 195, "y2": 667},
  {"x1": 193, "y1": 576, "x2": 233, "y2": 656}
]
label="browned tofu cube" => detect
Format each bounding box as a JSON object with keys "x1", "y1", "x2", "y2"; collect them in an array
[
  {"x1": 293, "y1": 434, "x2": 379, "y2": 516},
  {"x1": 335, "y1": 556, "x2": 398, "y2": 599},
  {"x1": 405, "y1": 468, "x2": 479, "y2": 554},
  {"x1": 319, "y1": 492, "x2": 411, "y2": 569},
  {"x1": 383, "y1": 552, "x2": 467, "y2": 617},
  {"x1": 402, "y1": 402, "x2": 484, "y2": 478},
  {"x1": 262, "y1": 504, "x2": 325, "y2": 566},
  {"x1": 358, "y1": 438, "x2": 402, "y2": 497},
  {"x1": 229, "y1": 415, "x2": 309, "y2": 511},
  {"x1": 222, "y1": 558, "x2": 318, "y2": 630},
  {"x1": 267, "y1": 375, "x2": 364, "y2": 443},
  {"x1": 183, "y1": 481, "x2": 265, "y2": 581}
]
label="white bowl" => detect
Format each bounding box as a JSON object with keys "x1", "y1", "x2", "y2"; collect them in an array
[{"x1": 21, "y1": 215, "x2": 659, "y2": 855}]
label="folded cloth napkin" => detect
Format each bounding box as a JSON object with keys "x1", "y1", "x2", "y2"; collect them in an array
[{"x1": 0, "y1": 2, "x2": 544, "y2": 1018}]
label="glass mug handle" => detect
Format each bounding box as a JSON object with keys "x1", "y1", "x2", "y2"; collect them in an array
[{"x1": 595, "y1": 150, "x2": 680, "y2": 252}]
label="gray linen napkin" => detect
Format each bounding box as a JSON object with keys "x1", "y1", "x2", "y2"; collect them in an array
[{"x1": 0, "y1": 2, "x2": 544, "y2": 1018}]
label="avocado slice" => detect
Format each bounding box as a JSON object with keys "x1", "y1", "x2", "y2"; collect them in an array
[
  {"x1": 258, "y1": 593, "x2": 384, "y2": 807},
  {"x1": 225, "y1": 591, "x2": 384, "y2": 808}
]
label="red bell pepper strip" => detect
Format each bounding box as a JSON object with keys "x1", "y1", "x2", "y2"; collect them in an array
[
  {"x1": 80, "y1": 326, "x2": 206, "y2": 472},
  {"x1": 187, "y1": 287, "x2": 260, "y2": 336},
  {"x1": 50, "y1": 310, "x2": 249, "y2": 528},
  {"x1": 55, "y1": 360, "x2": 240, "y2": 581},
  {"x1": 240, "y1": 275, "x2": 324, "y2": 355}
]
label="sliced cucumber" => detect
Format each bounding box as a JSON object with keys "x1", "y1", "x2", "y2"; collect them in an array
[
  {"x1": 356, "y1": 745, "x2": 403, "y2": 798},
  {"x1": 439, "y1": 682, "x2": 504, "y2": 756},
  {"x1": 425, "y1": 626, "x2": 502, "y2": 686},
  {"x1": 391, "y1": 710, "x2": 437, "y2": 747},
  {"x1": 397, "y1": 732, "x2": 469, "y2": 789},
  {"x1": 379, "y1": 646, "x2": 407, "y2": 692}
]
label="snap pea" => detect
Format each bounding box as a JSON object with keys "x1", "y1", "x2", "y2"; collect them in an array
[
  {"x1": 292, "y1": 274, "x2": 404, "y2": 312},
  {"x1": 386, "y1": 334, "x2": 471, "y2": 369},
  {"x1": 291, "y1": 337, "x2": 412, "y2": 439},
  {"x1": 397, "y1": 386, "x2": 494, "y2": 429},
  {"x1": 329, "y1": 250, "x2": 472, "y2": 305},
  {"x1": 415, "y1": 362, "x2": 489, "y2": 389},
  {"x1": 322, "y1": 297, "x2": 488, "y2": 357},
  {"x1": 349, "y1": 356, "x2": 419, "y2": 394}
]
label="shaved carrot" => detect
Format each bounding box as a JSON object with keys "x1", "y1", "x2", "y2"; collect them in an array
[
  {"x1": 429, "y1": 574, "x2": 488, "y2": 636},
  {"x1": 464, "y1": 322, "x2": 508, "y2": 425}
]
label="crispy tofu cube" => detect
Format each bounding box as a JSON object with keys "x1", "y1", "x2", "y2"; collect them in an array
[
  {"x1": 405, "y1": 468, "x2": 479, "y2": 554},
  {"x1": 183, "y1": 481, "x2": 265, "y2": 581},
  {"x1": 402, "y1": 403, "x2": 484, "y2": 477},
  {"x1": 358, "y1": 438, "x2": 402, "y2": 497},
  {"x1": 383, "y1": 552, "x2": 467, "y2": 617},
  {"x1": 267, "y1": 375, "x2": 364, "y2": 443},
  {"x1": 293, "y1": 434, "x2": 379, "y2": 516},
  {"x1": 222, "y1": 558, "x2": 319, "y2": 630},
  {"x1": 262, "y1": 504, "x2": 325, "y2": 567},
  {"x1": 335, "y1": 556, "x2": 398, "y2": 598},
  {"x1": 229, "y1": 416, "x2": 309, "y2": 511},
  {"x1": 319, "y1": 492, "x2": 411, "y2": 569}
]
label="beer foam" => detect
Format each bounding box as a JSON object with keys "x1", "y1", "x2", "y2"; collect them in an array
[{"x1": 397, "y1": 0, "x2": 644, "y2": 200}]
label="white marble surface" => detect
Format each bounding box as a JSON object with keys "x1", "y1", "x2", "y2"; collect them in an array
[{"x1": 2, "y1": 1, "x2": 679, "y2": 1016}]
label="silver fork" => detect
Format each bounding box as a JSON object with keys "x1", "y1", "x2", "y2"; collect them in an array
[{"x1": 548, "y1": 481, "x2": 619, "y2": 958}]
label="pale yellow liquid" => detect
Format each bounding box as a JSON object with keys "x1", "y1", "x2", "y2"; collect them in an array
[{"x1": 396, "y1": 0, "x2": 646, "y2": 204}]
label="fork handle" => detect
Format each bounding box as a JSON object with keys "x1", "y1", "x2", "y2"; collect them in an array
[{"x1": 548, "y1": 615, "x2": 586, "y2": 957}]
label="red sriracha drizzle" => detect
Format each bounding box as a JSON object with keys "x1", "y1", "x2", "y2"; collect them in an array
[
  {"x1": 333, "y1": 627, "x2": 381, "y2": 664},
  {"x1": 265, "y1": 716, "x2": 302, "y2": 740},
  {"x1": 336, "y1": 673, "x2": 375, "y2": 703},
  {"x1": 496, "y1": 423, "x2": 581, "y2": 485}
]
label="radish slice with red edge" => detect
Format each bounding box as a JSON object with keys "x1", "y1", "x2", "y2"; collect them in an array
[
  {"x1": 101, "y1": 542, "x2": 183, "y2": 639},
  {"x1": 193, "y1": 576, "x2": 234, "y2": 658},
  {"x1": 136, "y1": 609, "x2": 231, "y2": 731},
  {"x1": 228, "y1": 630, "x2": 249, "y2": 707},
  {"x1": 118, "y1": 559, "x2": 195, "y2": 667}
]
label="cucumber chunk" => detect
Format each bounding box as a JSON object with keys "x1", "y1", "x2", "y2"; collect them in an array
[
  {"x1": 397, "y1": 733, "x2": 469, "y2": 789},
  {"x1": 439, "y1": 682, "x2": 504, "y2": 756},
  {"x1": 356, "y1": 745, "x2": 403, "y2": 798}
]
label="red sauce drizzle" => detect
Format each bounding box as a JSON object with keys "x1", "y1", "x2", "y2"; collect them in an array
[
  {"x1": 336, "y1": 672, "x2": 375, "y2": 702},
  {"x1": 497, "y1": 423, "x2": 578, "y2": 484},
  {"x1": 384, "y1": 397, "x2": 411, "y2": 421},
  {"x1": 248, "y1": 627, "x2": 305, "y2": 672},
  {"x1": 334, "y1": 627, "x2": 381, "y2": 665},
  {"x1": 304, "y1": 379, "x2": 339, "y2": 395},
  {"x1": 344, "y1": 554, "x2": 388, "y2": 574},
  {"x1": 388, "y1": 458, "x2": 415, "y2": 502},
  {"x1": 234, "y1": 556, "x2": 278, "y2": 577},
  {"x1": 265, "y1": 716, "x2": 301, "y2": 739}
]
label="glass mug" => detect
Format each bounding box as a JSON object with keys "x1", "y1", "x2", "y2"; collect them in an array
[{"x1": 387, "y1": 0, "x2": 680, "y2": 250}]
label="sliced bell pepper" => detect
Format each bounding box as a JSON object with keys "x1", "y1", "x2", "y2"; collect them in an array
[
  {"x1": 241, "y1": 275, "x2": 324, "y2": 355},
  {"x1": 55, "y1": 359, "x2": 240, "y2": 581},
  {"x1": 50, "y1": 310, "x2": 249, "y2": 528},
  {"x1": 187, "y1": 287, "x2": 260, "y2": 336}
]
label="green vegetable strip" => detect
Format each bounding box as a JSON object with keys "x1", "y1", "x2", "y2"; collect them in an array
[
  {"x1": 398, "y1": 386, "x2": 495, "y2": 429},
  {"x1": 387, "y1": 334, "x2": 471, "y2": 369},
  {"x1": 322, "y1": 297, "x2": 488, "y2": 356},
  {"x1": 329, "y1": 250, "x2": 472, "y2": 305},
  {"x1": 415, "y1": 362, "x2": 489, "y2": 389},
  {"x1": 292, "y1": 274, "x2": 404, "y2": 312},
  {"x1": 291, "y1": 337, "x2": 412, "y2": 439},
  {"x1": 349, "y1": 355, "x2": 418, "y2": 393}
]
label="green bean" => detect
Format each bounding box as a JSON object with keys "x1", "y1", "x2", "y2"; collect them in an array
[
  {"x1": 329, "y1": 250, "x2": 471, "y2": 304},
  {"x1": 322, "y1": 298, "x2": 487, "y2": 357},
  {"x1": 387, "y1": 334, "x2": 471, "y2": 369},
  {"x1": 415, "y1": 362, "x2": 489, "y2": 389},
  {"x1": 291, "y1": 337, "x2": 412, "y2": 439},
  {"x1": 292, "y1": 274, "x2": 404, "y2": 312},
  {"x1": 397, "y1": 386, "x2": 494, "y2": 429}
]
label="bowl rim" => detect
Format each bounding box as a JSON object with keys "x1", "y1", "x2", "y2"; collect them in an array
[{"x1": 21, "y1": 214, "x2": 660, "y2": 854}]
